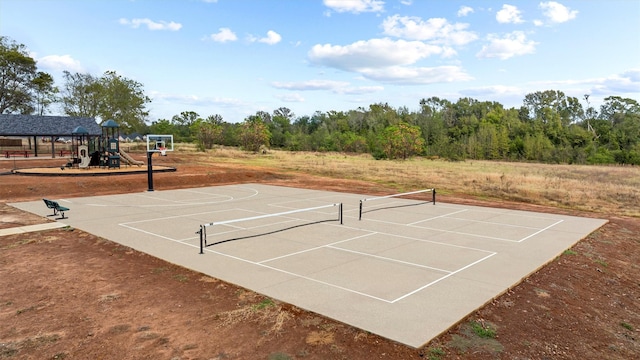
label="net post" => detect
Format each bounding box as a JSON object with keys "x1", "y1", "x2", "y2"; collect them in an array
[
  {"x1": 146, "y1": 151, "x2": 154, "y2": 192},
  {"x1": 198, "y1": 225, "x2": 204, "y2": 254},
  {"x1": 339, "y1": 203, "x2": 343, "y2": 224},
  {"x1": 432, "y1": 188, "x2": 436, "y2": 205},
  {"x1": 359, "y1": 200, "x2": 363, "y2": 221}
]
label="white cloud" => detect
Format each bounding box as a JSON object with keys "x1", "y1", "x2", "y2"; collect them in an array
[
  {"x1": 154, "y1": 93, "x2": 244, "y2": 108},
  {"x1": 534, "y1": 69, "x2": 640, "y2": 95},
  {"x1": 539, "y1": 1, "x2": 578, "y2": 24},
  {"x1": 258, "y1": 30, "x2": 282, "y2": 45},
  {"x1": 272, "y1": 80, "x2": 383, "y2": 94},
  {"x1": 309, "y1": 38, "x2": 446, "y2": 71},
  {"x1": 323, "y1": 0, "x2": 384, "y2": 14},
  {"x1": 590, "y1": 70, "x2": 640, "y2": 94},
  {"x1": 340, "y1": 85, "x2": 385, "y2": 95},
  {"x1": 457, "y1": 6, "x2": 474, "y2": 17},
  {"x1": 307, "y1": 37, "x2": 473, "y2": 85},
  {"x1": 477, "y1": 31, "x2": 537, "y2": 60},
  {"x1": 275, "y1": 93, "x2": 305, "y2": 102},
  {"x1": 359, "y1": 65, "x2": 472, "y2": 85},
  {"x1": 119, "y1": 18, "x2": 182, "y2": 31},
  {"x1": 272, "y1": 79, "x2": 351, "y2": 91},
  {"x1": 209, "y1": 28, "x2": 237, "y2": 43},
  {"x1": 496, "y1": 4, "x2": 524, "y2": 24},
  {"x1": 382, "y1": 15, "x2": 477, "y2": 46},
  {"x1": 37, "y1": 54, "x2": 85, "y2": 73},
  {"x1": 463, "y1": 85, "x2": 522, "y2": 96},
  {"x1": 400, "y1": 0, "x2": 413, "y2": 6}
]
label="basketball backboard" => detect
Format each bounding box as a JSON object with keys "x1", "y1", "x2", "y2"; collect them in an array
[{"x1": 146, "y1": 134, "x2": 174, "y2": 154}]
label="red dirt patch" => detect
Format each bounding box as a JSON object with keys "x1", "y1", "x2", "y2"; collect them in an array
[{"x1": 1, "y1": 155, "x2": 638, "y2": 359}]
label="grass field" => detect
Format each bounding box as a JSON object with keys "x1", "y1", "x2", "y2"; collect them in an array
[{"x1": 176, "y1": 146, "x2": 640, "y2": 218}]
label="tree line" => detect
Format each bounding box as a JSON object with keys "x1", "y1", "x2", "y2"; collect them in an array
[
  {"x1": 152, "y1": 94, "x2": 639, "y2": 165},
  {"x1": 2, "y1": 36, "x2": 639, "y2": 164}
]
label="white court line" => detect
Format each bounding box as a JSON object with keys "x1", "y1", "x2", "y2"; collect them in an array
[
  {"x1": 255, "y1": 223, "x2": 497, "y2": 302},
  {"x1": 121, "y1": 215, "x2": 499, "y2": 304},
  {"x1": 116, "y1": 192, "x2": 563, "y2": 304},
  {"x1": 391, "y1": 252, "x2": 497, "y2": 303},
  {"x1": 131, "y1": 191, "x2": 233, "y2": 204},
  {"x1": 213, "y1": 217, "x2": 303, "y2": 233},
  {"x1": 120, "y1": 208, "x2": 252, "y2": 225},
  {"x1": 194, "y1": 231, "x2": 397, "y2": 303},
  {"x1": 516, "y1": 219, "x2": 564, "y2": 242},
  {"x1": 119, "y1": 223, "x2": 181, "y2": 243},
  {"x1": 408, "y1": 209, "x2": 468, "y2": 226},
  {"x1": 258, "y1": 232, "x2": 377, "y2": 264},
  {"x1": 82, "y1": 185, "x2": 259, "y2": 207},
  {"x1": 364, "y1": 216, "x2": 520, "y2": 242},
  {"x1": 429, "y1": 216, "x2": 552, "y2": 230},
  {"x1": 338, "y1": 224, "x2": 497, "y2": 255},
  {"x1": 118, "y1": 208, "x2": 271, "y2": 242},
  {"x1": 326, "y1": 244, "x2": 452, "y2": 273},
  {"x1": 200, "y1": 243, "x2": 397, "y2": 303},
  {"x1": 129, "y1": 208, "x2": 340, "y2": 243}
]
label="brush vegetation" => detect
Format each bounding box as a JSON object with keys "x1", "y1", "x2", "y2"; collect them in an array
[{"x1": 180, "y1": 146, "x2": 639, "y2": 218}]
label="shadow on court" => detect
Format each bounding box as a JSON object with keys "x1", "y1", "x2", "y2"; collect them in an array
[
  {"x1": 360, "y1": 201, "x2": 432, "y2": 218},
  {"x1": 205, "y1": 218, "x2": 338, "y2": 247}
]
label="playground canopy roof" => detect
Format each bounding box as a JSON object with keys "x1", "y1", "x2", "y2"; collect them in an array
[{"x1": 0, "y1": 114, "x2": 101, "y2": 137}]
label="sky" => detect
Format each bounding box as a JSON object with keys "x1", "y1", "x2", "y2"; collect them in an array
[{"x1": 1, "y1": 0, "x2": 639, "y2": 123}]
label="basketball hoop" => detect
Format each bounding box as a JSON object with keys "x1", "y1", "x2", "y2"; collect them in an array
[{"x1": 159, "y1": 148, "x2": 167, "y2": 156}]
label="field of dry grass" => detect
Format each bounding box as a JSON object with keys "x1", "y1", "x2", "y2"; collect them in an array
[{"x1": 186, "y1": 146, "x2": 640, "y2": 218}]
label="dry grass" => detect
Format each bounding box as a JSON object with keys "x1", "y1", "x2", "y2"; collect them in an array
[{"x1": 194, "y1": 147, "x2": 640, "y2": 218}]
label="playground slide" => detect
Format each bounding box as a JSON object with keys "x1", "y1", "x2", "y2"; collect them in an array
[{"x1": 118, "y1": 149, "x2": 144, "y2": 166}]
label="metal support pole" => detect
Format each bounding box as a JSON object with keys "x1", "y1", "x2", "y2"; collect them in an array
[
  {"x1": 147, "y1": 151, "x2": 154, "y2": 192},
  {"x1": 432, "y1": 189, "x2": 436, "y2": 205},
  {"x1": 198, "y1": 226, "x2": 204, "y2": 254},
  {"x1": 358, "y1": 200, "x2": 363, "y2": 221},
  {"x1": 339, "y1": 203, "x2": 343, "y2": 224}
]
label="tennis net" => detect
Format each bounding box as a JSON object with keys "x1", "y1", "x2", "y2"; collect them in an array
[
  {"x1": 358, "y1": 188, "x2": 435, "y2": 220},
  {"x1": 198, "y1": 203, "x2": 343, "y2": 254}
]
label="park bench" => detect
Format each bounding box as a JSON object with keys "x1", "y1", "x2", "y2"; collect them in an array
[
  {"x1": 43, "y1": 199, "x2": 70, "y2": 219},
  {"x1": 4, "y1": 150, "x2": 30, "y2": 158}
]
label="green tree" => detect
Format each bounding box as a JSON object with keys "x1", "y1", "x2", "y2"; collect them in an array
[
  {"x1": 240, "y1": 117, "x2": 270, "y2": 152},
  {"x1": 379, "y1": 122, "x2": 425, "y2": 160},
  {"x1": 270, "y1": 107, "x2": 293, "y2": 148},
  {"x1": 61, "y1": 70, "x2": 150, "y2": 132},
  {"x1": 192, "y1": 116, "x2": 223, "y2": 151},
  {"x1": 148, "y1": 118, "x2": 175, "y2": 135},
  {"x1": 171, "y1": 111, "x2": 200, "y2": 141},
  {"x1": 32, "y1": 72, "x2": 58, "y2": 116},
  {"x1": 60, "y1": 71, "x2": 102, "y2": 118},
  {"x1": 0, "y1": 36, "x2": 37, "y2": 114},
  {"x1": 98, "y1": 70, "x2": 150, "y2": 133}
]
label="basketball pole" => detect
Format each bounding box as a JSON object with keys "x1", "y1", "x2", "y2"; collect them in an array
[{"x1": 147, "y1": 151, "x2": 154, "y2": 191}]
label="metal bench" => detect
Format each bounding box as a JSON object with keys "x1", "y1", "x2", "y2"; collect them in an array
[
  {"x1": 4, "y1": 150, "x2": 30, "y2": 158},
  {"x1": 43, "y1": 199, "x2": 70, "y2": 219}
]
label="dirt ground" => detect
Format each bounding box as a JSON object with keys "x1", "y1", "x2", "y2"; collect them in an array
[{"x1": 1, "y1": 154, "x2": 638, "y2": 360}]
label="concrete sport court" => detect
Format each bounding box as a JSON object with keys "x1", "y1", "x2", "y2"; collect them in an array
[{"x1": 12, "y1": 184, "x2": 607, "y2": 347}]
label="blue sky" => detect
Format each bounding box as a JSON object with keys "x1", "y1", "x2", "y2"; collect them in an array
[{"x1": 1, "y1": 0, "x2": 639, "y2": 123}]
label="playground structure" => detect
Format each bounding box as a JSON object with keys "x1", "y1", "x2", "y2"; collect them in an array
[{"x1": 64, "y1": 119, "x2": 145, "y2": 169}]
